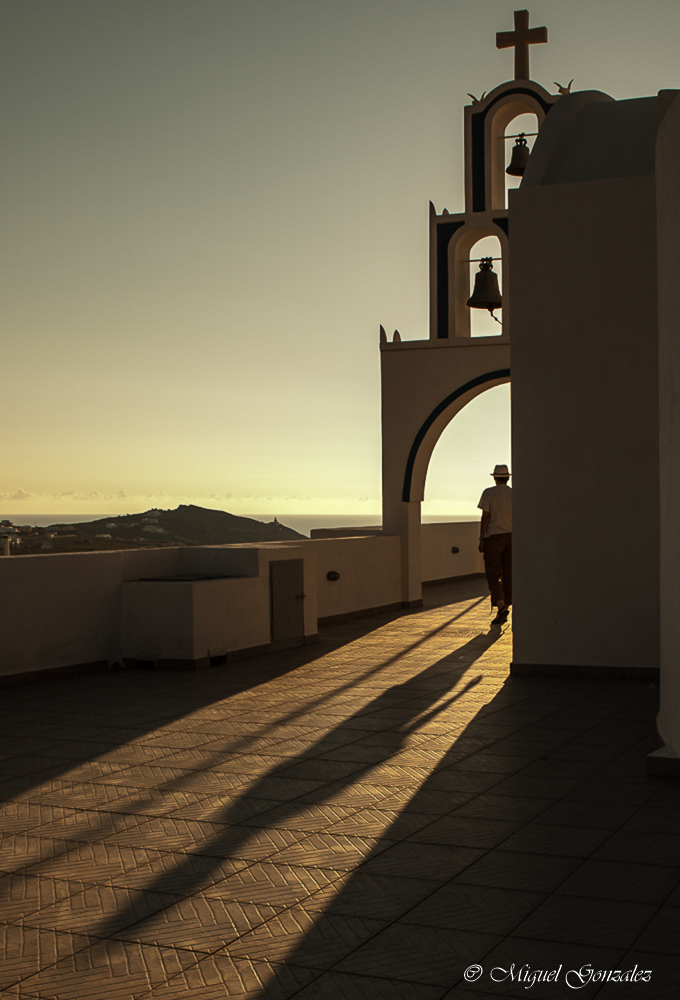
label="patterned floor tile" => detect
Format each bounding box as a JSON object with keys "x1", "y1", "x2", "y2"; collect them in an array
[
  {"x1": 268, "y1": 831, "x2": 395, "y2": 870},
  {"x1": 424, "y1": 770, "x2": 506, "y2": 795},
  {"x1": 55, "y1": 760, "x2": 132, "y2": 782},
  {"x1": 379, "y1": 788, "x2": 473, "y2": 814},
  {"x1": 101, "y1": 763, "x2": 199, "y2": 788},
  {"x1": 317, "y1": 744, "x2": 400, "y2": 765},
  {"x1": 304, "y1": 871, "x2": 441, "y2": 920},
  {"x1": 115, "y1": 896, "x2": 279, "y2": 951},
  {"x1": 107, "y1": 849, "x2": 249, "y2": 894},
  {"x1": 201, "y1": 861, "x2": 343, "y2": 907},
  {"x1": 26, "y1": 842, "x2": 163, "y2": 883},
  {"x1": 23, "y1": 806, "x2": 150, "y2": 841},
  {"x1": 407, "y1": 815, "x2": 523, "y2": 849},
  {"x1": 274, "y1": 759, "x2": 368, "y2": 782},
  {"x1": 566, "y1": 780, "x2": 659, "y2": 806},
  {"x1": 556, "y1": 859, "x2": 680, "y2": 905},
  {"x1": 103, "y1": 814, "x2": 230, "y2": 851},
  {"x1": 95, "y1": 787, "x2": 219, "y2": 820},
  {"x1": 621, "y1": 806, "x2": 680, "y2": 835},
  {"x1": 20, "y1": 883, "x2": 182, "y2": 937},
  {"x1": 162, "y1": 792, "x2": 282, "y2": 824},
  {"x1": 132, "y1": 953, "x2": 316, "y2": 999},
  {"x1": 359, "y1": 842, "x2": 484, "y2": 880},
  {"x1": 224, "y1": 907, "x2": 388, "y2": 968},
  {"x1": 405, "y1": 883, "x2": 546, "y2": 936},
  {"x1": 532, "y1": 798, "x2": 638, "y2": 829},
  {"x1": 219, "y1": 776, "x2": 329, "y2": 801},
  {"x1": 290, "y1": 971, "x2": 446, "y2": 999},
  {"x1": 239, "y1": 800, "x2": 360, "y2": 833},
  {"x1": 452, "y1": 849, "x2": 581, "y2": 892},
  {"x1": 335, "y1": 922, "x2": 501, "y2": 986},
  {"x1": 512, "y1": 894, "x2": 656, "y2": 948},
  {"x1": 497, "y1": 822, "x2": 612, "y2": 858},
  {"x1": 0, "y1": 754, "x2": 71, "y2": 777},
  {"x1": 451, "y1": 793, "x2": 552, "y2": 822},
  {"x1": 0, "y1": 834, "x2": 80, "y2": 874},
  {"x1": 446, "y1": 753, "x2": 533, "y2": 775},
  {"x1": 299, "y1": 781, "x2": 399, "y2": 809},
  {"x1": 632, "y1": 907, "x2": 680, "y2": 954},
  {"x1": 0, "y1": 925, "x2": 95, "y2": 991},
  {"x1": 28, "y1": 779, "x2": 143, "y2": 810},
  {"x1": 0, "y1": 872, "x2": 94, "y2": 921},
  {"x1": 592, "y1": 830, "x2": 680, "y2": 867},
  {"x1": 0, "y1": 800, "x2": 69, "y2": 834},
  {"x1": 13, "y1": 938, "x2": 199, "y2": 1000}
]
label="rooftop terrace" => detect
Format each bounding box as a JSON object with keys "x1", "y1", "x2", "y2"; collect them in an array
[{"x1": 0, "y1": 580, "x2": 677, "y2": 999}]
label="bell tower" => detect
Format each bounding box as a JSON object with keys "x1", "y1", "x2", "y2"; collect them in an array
[{"x1": 380, "y1": 9, "x2": 559, "y2": 605}]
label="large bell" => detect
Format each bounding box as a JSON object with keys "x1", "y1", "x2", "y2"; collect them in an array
[
  {"x1": 506, "y1": 133, "x2": 530, "y2": 176},
  {"x1": 467, "y1": 258, "x2": 502, "y2": 312}
]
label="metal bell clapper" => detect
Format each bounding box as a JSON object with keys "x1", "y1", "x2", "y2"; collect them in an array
[
  {"x1": 466, "y1": 258, "x2": 502, "y2": 313},
  {"x1": 506, "y1": 133, "x2": 530, "y2": 176}
]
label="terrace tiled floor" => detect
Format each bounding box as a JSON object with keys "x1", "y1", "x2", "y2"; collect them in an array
[{"x1": 0, "y1": 578, "x2": 677, "y2": 999}]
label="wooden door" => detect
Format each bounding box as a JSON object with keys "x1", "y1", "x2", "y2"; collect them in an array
[{"x1": 270, "y1": 559, "x2": 305, "y2": 643}]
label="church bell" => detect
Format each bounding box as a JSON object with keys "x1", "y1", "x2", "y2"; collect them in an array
[
  {"x1": 466, "y1": 258, "x2": 502, "y2": 312},
  {"x1": 506, "y1": 133, "x2": 530, "y2": 176}
]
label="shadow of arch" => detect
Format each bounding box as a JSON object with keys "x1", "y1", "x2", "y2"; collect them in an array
[{"x1": 402, "y1": 370, "x2": 511, "y2": 502}]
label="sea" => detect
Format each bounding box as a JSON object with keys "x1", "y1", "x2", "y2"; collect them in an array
[{"x1": 0, "y1": 512, "x2": 478, "y2": 537}]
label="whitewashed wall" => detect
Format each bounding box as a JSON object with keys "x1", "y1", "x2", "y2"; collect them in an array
[
  {"x1": 0, "y1": 523, "x2": 482, "y2": 678},
  {"x1": 421, "y1": 521, "x2": 483, "y2": 583},
  {"x1": 310, "y1": 535, "x2": 401, "y2": 621}
]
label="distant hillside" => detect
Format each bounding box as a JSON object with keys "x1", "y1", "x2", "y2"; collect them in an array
[{"x1": 44, "y1": 504, "x2": 306, "y2": 550}]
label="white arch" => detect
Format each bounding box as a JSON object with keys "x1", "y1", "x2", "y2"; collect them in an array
[{"x1": 403, "y1": 371, "x2": 511, "y2": 503}]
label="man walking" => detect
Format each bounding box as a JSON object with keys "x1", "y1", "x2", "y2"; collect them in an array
[{"x1": 478, "y1": 464, "x2": 512, "y2": 625}]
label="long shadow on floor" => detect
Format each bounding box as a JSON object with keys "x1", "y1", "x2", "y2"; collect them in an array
[
  {"x1": 87, "y1": 628, "x2": 502, "y2": 939},
  {"x1": 247, "y1": 672, "x2": 674, "y2": 999},
  {"x1": 0, "y1": 592, "x2": 485, "y2": 806}
]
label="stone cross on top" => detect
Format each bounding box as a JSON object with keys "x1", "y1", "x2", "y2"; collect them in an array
[{"x1": 496, "y1": 9, "x2": 547, "y2": 81}]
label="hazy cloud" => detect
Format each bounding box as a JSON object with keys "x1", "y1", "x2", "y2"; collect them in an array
[{"x1": 0, "y1": 489, "x2": 33, "y2": 501}]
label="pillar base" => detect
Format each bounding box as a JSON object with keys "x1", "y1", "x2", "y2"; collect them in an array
[{"x1": 647, "y1": 745, "x2": 680, "y2": 777}]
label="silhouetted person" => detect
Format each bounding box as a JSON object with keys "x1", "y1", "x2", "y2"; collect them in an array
[{"x1": 478, "y1": 463, "x2": 512, "y2": 625}]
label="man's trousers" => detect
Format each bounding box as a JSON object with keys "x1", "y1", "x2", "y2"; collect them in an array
[{"x1": 483, "y1": 532, "x2": 512, "y2": 607}]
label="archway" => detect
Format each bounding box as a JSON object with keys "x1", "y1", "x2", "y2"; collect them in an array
[
  {"x1": 423, "y1": 383, "x2": 511, "y2": 520},
  {"x1": 401, "y1": 369, "x2": 511, "y2": 503}
]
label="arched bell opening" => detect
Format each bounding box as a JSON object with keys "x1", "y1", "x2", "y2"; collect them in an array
[
  {"x1": 467, "y1": 234, "x2": 503, "y2": 338},
  {"x1": 423, "y1": 383, "x2": 512, "y2": 520},
  {"x1": 449, "y1": 226, "x2": 508, "y2": 339},
  {"x1": 504, "y1": 112, "x2": 539, "y2": 208},
  {"x1": 486, "y1": 95, "x2": 546, "y2": 211}
]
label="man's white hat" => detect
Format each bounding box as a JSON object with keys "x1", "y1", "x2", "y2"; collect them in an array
[{"x1": 492, "y1": 464, "x2": 511, "y2": 476}]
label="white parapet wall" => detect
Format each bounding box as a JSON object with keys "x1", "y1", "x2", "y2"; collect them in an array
[
  {"x1": 0, "y1": 542, "x2": 318, "y2": 678},
  {"x1": 421, "y1": 521, "x2": 484, "y2": 583},
  {"x1": 0, "y1": 522, "x2": 482, "y2": 680},
  {"x1": 308, "y1": 535, "x2": 402, "y2": 622},
  {"x1": 0, "y1": 547, "x2": 180, "y2": 679}
]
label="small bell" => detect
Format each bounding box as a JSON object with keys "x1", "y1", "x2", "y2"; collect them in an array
[
  {"x1": 506, "y1": 133, "x2": 530, "y2": 176},
  {"x1": 467, "y1": 258, "x2": 502, "y2": 313}
]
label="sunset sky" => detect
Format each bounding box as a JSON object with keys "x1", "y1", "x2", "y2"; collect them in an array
[{"x1": 2, "y1": 0, "x2": 678, "y2": 520}]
